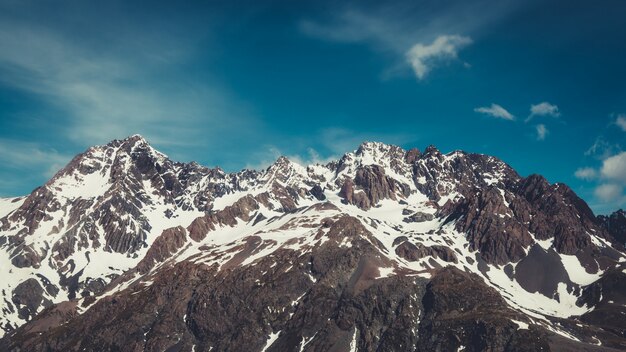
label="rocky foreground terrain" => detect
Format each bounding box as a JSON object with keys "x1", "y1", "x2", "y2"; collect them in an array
[{"x1": 0, "y1": 135, "x2": 625, "y2": 351}]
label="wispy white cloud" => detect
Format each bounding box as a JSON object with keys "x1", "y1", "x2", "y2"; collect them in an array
[
  {"x1": 245, "y1": 146, "x2": 337, "y2": 171},
  {"x1": 594, "y1": 183, "x2": 624, "y2": 203},
  {"x1": 300, "y1": 10, "x2": 411, "y2": 52},
  {"x1": 0, "y1": 138, "x2": 72, "y2": 177},
  {"x1": 474, "y1": 103, "x2": 515, "y2": 120},
  {"x1": 0, "y1": 138, "x2": 74, "y2": 196},
  {"x1": 317, "y1": 127, "x2": 416, "y2": 156},
  {"x1": 615, "y1": 114, "x2": 626, "y2": 132},
  {"x1": 245, "y1": 127, "x2": 416, "y2": 171},
  {"x1": 574, "y1": 167, "x2": 597, "y2": 181},
  {"x1": 0, "y1": 9, "x2": 270, "y2": 196},
  {"x1": 0, "y1": 19, "x2": 257, "y2": 149},
  {"x1": 535, "y1": 124, "x2": 548, "y2": 140},
  {"x1": 405, "y1": 35, "x2": 472, "y2": 80},
  {"x1": 600, "y1": 151, "x2": 626, "y2": 184},
  {"x1": 584, "y1": 137, "x2": 622, "y2": 160},
  {"x1": 576, "y1": 151, "x2": 626, "y2": 210},
  {"x1": 300, "y1": 2, "x2": 518, "y2": 81},
  {"x1": 526, "y1": 101, "x2": 560, "y2": 122},
  {"x1": 244, "y1": 146, "x2": 282, "y2": 171}
]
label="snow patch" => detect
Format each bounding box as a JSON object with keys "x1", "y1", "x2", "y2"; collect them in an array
[
  {"x1": 511, "y1": 319, "x2": 529, "y2": 330},
  {"x1": 349, "y1": 327, "x2": 358, "y2": 352},
  {"x1": 375, "y1": 266, "x2": 395, "y2": 279},
  {"x1": 261, "y1": 331, "x2": 280, "y2": 352}
]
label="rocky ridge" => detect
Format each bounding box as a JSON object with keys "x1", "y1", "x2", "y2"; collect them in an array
[{"x1": 0, "y1": 135, "x2": 625, "y2": 351}]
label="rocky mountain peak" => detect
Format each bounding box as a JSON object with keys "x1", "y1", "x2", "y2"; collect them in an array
[
  {"x1": 126, "y1": 133, "x2": 148, "y2": 143},
  {"x1": 1, "y1": 137, "x2": 626, "y2": 350},
  {"x1": 405, "y1": 147, "x2": 421, "y2": 163},
  {"x1": 423, "y1": 144, "x2": 441, "y2": 156},
  {"x1": 47, "y1": 134, "x2": 167, "y2": 188},
  {"x1": 354, "y1": 141, "x2": 406, "y2": 165},
  {"x1": 268, "y1": 155, "x2": 292, "y2": 170},
  {"x1": 107, "y1": 134, "x2": 152, "y2": 150},
  {"x1": 356, "y1": 140, "x2": 402, "y2": 153},
  {"x1": 263, "y1": 155, "x2": 309, "y2": 186}
]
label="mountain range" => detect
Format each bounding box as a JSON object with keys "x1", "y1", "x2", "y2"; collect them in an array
[{"x1": 0, "y1": 134, "x2": 625, "y2": 351}]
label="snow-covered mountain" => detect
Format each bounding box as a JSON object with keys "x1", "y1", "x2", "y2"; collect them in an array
[{"x1": 0, "y1": 135, "x2": 625, "y2": 351}]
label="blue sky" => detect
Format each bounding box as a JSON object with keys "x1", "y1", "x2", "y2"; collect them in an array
[{"x1": 0, "y1": 0, "x2": 624, "y2": 214}]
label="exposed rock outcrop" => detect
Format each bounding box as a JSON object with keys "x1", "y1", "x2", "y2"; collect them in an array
[
  {"x1": 599, "y1": 209, "x2": 626, "y2": 246},
  {"x1": 417, "y1": 267, "x2": 550, "y2": 352},
  {"x1": 395, "y1": 240, "x2": 458, "y2": 264}
]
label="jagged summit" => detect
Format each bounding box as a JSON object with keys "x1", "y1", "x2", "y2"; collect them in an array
[
  {"x1": 86, "y1": 134, "x2": 156, "y2": 157},
  {"x1": 127, "y1": 133, "x2": 147, "y2": 141},
  {"x1": 47, "y1": 134, "x2": 166, "y2": 185},
  {"x1": 355, "y1": 140, "x2": 404, "y2": 154},
  {"x1": 1, "y1": 136, "x2": 625, "y2": 351},
  {"x1": 54, "y1": 135, "x2": 498, "y2": 183},
  {"x1": 599, "y1": 209, "x2": 626, "y2": 246},
  {"x1": 423, "y1": 144, "x2": 440, "y2": 155},
  {"x1": 110, "y1": 133, "x2": 150, "y2": 145}
]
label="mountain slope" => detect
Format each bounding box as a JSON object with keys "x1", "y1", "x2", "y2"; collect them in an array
[
  {"x1": 599, "y1": 209, "x2": 626, "y2": 246},
  {"x1": 0, "y1": 136, "x2": 625, "y2": 351}
]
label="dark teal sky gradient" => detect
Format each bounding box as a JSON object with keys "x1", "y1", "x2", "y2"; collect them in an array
[{"x1": 0, "y1": 0, "x2": 624, "y2": 213}]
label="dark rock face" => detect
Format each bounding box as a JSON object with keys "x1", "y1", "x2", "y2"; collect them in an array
[
  {"x1": 1, "y1": 187, "x2": 60, "y2": 236},
  {"x1": 336, "y1": 143, "x2": 618, "y2": 267},
  {"x1": 309, "y1": 185, "x2": 326, "y2": 201},
  {"x1": 353, "y1": 165, "x2": 400, "y2": 208},
  {"x1": 599, "y1": 209, "x2": 626, "y2": 246},
  {"x1": 412, "y1": 149, "x2": 519, "y2": 203},
  {"x1": 403, "y1": 211, "x2": 434, "y2": 223},
  {"x1": 518, "y1": 176, "x2": 599, "y2": 255},
  {"x1": 11, "y1": 279, "x2": 48, "y2": 321},
  {"x1": 10, "y1": 244, "x2": 43, "y2": 268},
  {"x1": 515, "y1": 245, "x2": 574, "y2": 297},
  {"x1": 336, "y1": 144, "x2": 413, "y2": 210},
  {"x1": 136, "y1": 226, "x2": 188, "y2": 273},
  {"x1": 0, "y1": 219, "x2": 429, "y2": 352},
  {"x1": 577, "y1": 268, "x2": 626, "y2": 348},
  {"x1": 404, "y1": 148, "x2": 421, "y2": 164},
  {"x1": 440, "y1": 173, "x2": 615, "y2": 266},
  {"x1": 395, "y1": 240, "x2": 458, "y2": 264},
  {"x1": 443, "y1": 187, "x2": 533, "y2": 265},
  {"x1": 339, "y1": 169, "x2": 400, "y2": 211},
  {"x1": 187, "y1": 194, "x2": 260, "y2": 242},
  {"x1": 417, "y1": 267, "x2": 550, "y2": 352},
  {"x1": 4, "y1": 256, "x2": 582, "y2": 352}
]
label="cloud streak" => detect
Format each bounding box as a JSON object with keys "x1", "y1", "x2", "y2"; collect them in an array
[
  {"x1": 0, "y1": 138, "x2": 72, "y2": 177},
  {"x1": 526, "y1": 102, "x2": 560, "y2": 122},
  {"x1": 405, "y1": 35, "x2": 472, "y2": 80},
  {"x1": 594, "y1": 183, "x2": 623, "y2": 202},
  {"x1": 300, "y1": 2, "x2": 518, "y2": 80},
  {"x1": 535, "y1": 124, "x2": 548, "y2": 140},
  {"x1": 585, "y1": 137, "x2": 622, "y2": 160},
  {"x1": 0, "y1": 17, "x2": 258, "y2": 150},
  {"x1": 474, "y1": 103, "x2": 515, "y2": 120},
  {"x1": 615, "y1": 114, "x2": 626, "y2": 132},
  {"x1": 0, "y1": 138, "x2": 73, "y2": 196},
  {"x1": 245, "y1": 127, "x2": 417, "y2": 171},
  {"x1": 574, "y1": 167, "x2": 597, "y2": 181}
]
